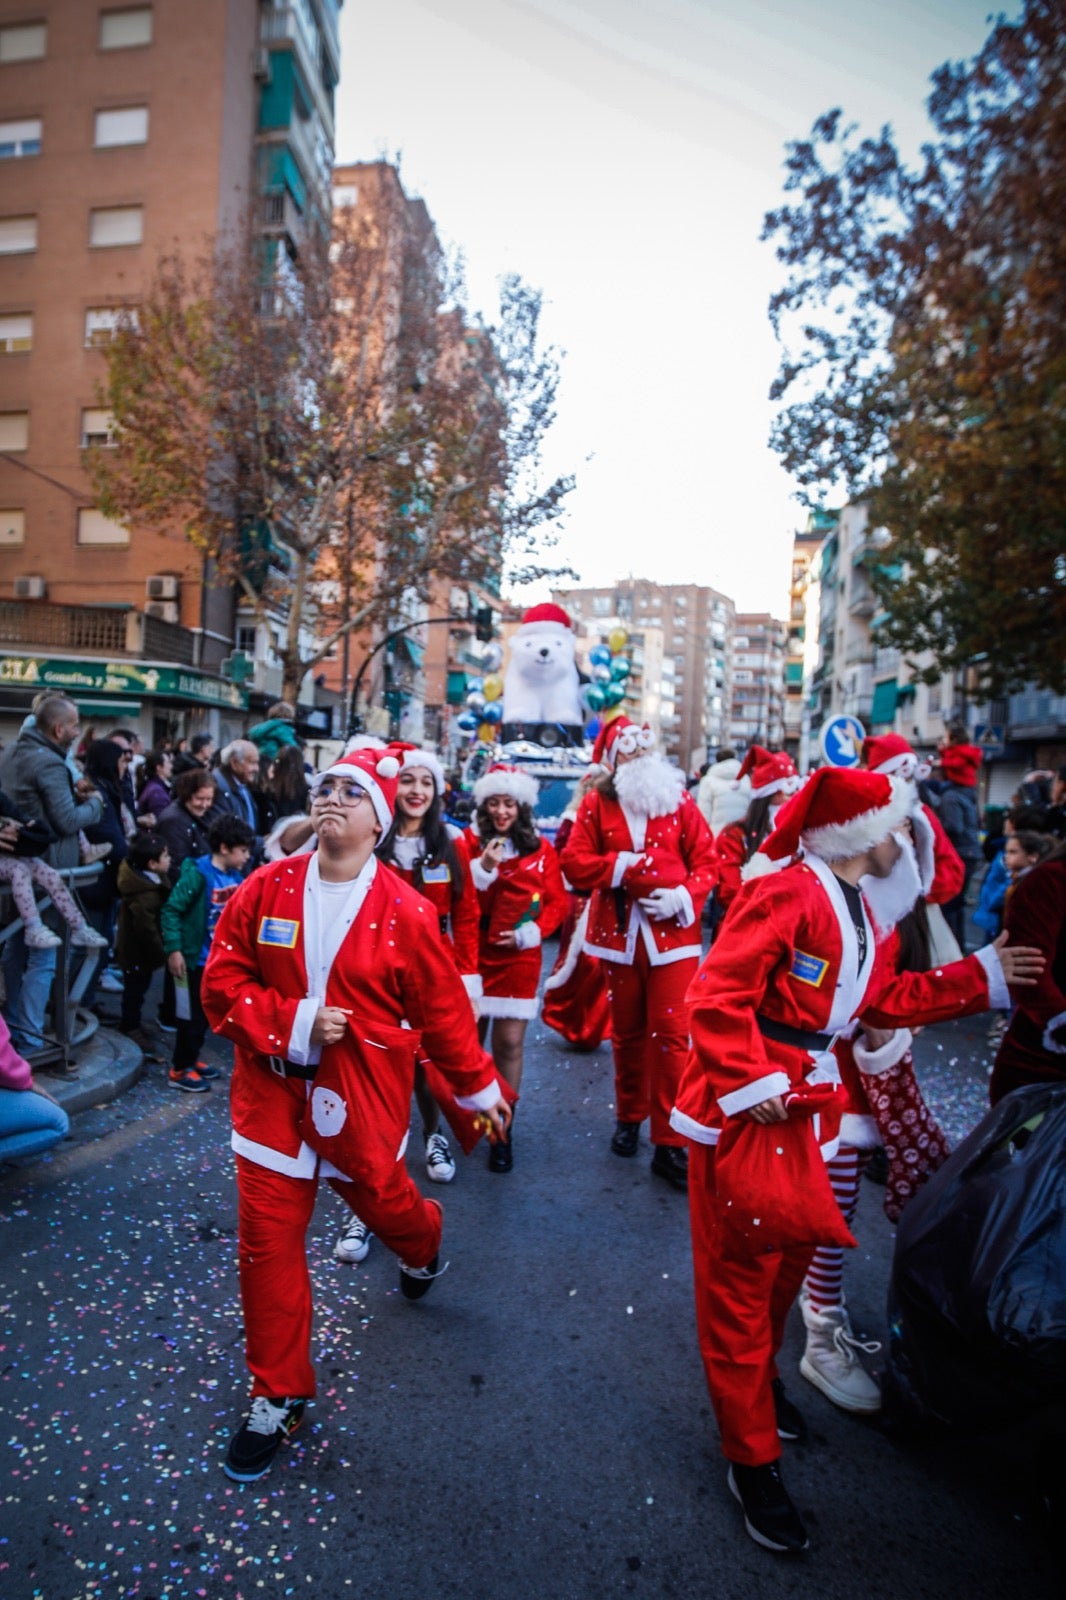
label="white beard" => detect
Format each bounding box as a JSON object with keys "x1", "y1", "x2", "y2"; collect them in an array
[
  {"x1": 613, "y1": 755, "x2": 686, "y2": 819},
  {"x1": 860, "y1": 830, "x2": 924, "y2": 935}
]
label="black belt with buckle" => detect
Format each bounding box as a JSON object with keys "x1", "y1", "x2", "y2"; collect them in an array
[
  {"x1": 265, "y1": 1054, "x2": 317, "y2": 1080},
  {"x1": 756, "y1": 1015, "x2": 834, "y2": 1053}
]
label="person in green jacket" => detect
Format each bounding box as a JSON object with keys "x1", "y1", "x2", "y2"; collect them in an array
[
  {"x1": 248, "y1": 702, "x2": 301, "y2": 763},
  {"x1": 160, "y1": 815, "x2": 254, "y2": 1093}
]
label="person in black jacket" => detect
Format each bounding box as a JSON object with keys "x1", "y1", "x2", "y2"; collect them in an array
[{"x1": 156, "y1": 770, "x2": 217, "y2": 886}]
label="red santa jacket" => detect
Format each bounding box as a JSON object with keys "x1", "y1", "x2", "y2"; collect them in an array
[
  {"x1": 460, "y1": 830, "x2": 567, "y2": 950},
  {"x1": 923, "y1": 803, "x2": 966, "y2": 904},
  {"x1": 991, "y1": 856, "x2": 1066, "y2": 1100},
  {"x1": 382, "y1": 839, "x2": 481, "y2": 992},
  {"x1": 671, "y1": 853, "x2": 1003, "y2": 1152},
  {"x1": 714, "y1": 823, "x2": 746, "y2": 910},
  {"x1": 560, "y1": 786, "x2": 716, "y2": 966},
  {"x1": 201, "y1": 853, "x2": 501, "y2": 1182}
]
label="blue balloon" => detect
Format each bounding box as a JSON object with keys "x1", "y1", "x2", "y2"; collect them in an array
[
  {"x1": 588, "y1": 644, "x2": 612, "y2": 669},
  {"x1": 481, "y1": 701, "x2": 503, "y2": 724},
  {"x1": 585, "y1": 715, "x2": 602, "y2": 739},
  {"x1": 456, "y1": 711, "x2": 479, "y2": 733}
]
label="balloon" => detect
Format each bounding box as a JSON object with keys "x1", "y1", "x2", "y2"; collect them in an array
[
  {"x1": 585, "y1": 684, "x2": 607, "y2": 711},
  {"x1": 579, "y1": 683, "x2": 599, "y2": 711},
  {"x1": 456, "y1": 712, "x2": 479, "y2": 733},
  {"x1": 482, "y1": 674, "x2": 503, "y2": 702},
  {"x1": 588, "y1": 644, "x2": 612, "y2": 669},
  {"x1": 610, "y1": 657, "x2": 631, "y2": 681},
  {"x1": 592, "y1": 665, "x2": 612, "y2": 686},
  {"x1": 478, "y1": 721, "x2": 497, "y2": 742},
  {"x1": 481, "y1": 642, "x2": 503, "y2": 671},
  {"x1": 466, "y1": 690, "x2": 486, "y2": 713},
  {"x1": 481, "y1": 701, "x2": 503, "y2": 724},
  {"x1": 585, "y1": 715, "x2": 602, "y2": 739},
  {"x1": 607, "y1": 626, "x2": 628, "y2": 654},
  {"x1": 604, "y1": 682, "x2": 627, "y2": 707}
]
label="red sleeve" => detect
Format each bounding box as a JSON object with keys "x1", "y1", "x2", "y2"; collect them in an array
[
  {"x1": 201, "y1": 870, "x2": 304, "y2": 1056},
  {"x1": 861, "y1": 951, "x2": 991, "y2": 1029},
  {"x1": 400, "y1": 918, "x2": 500, "y2": 1102},
  {"x1": 715, "y1": 825, "x2": 745, "y2": 908},
  {"x1": 925, "y1": 804, "x2": 965, "y2": 904},
  {"x1": 535, "y1": 838, "x2": 569, "y2": 940},
  {"x1": 1003, "y1": 861, "x2": 1066, "y2": 1028},
  {"x1": 447, "y1": 849, "x2": 481, "y2": 978},
  {"x1": 677, "y1": 795, "x2": 717, "y2": 918},
  {"x1": 559, "y1": 793, "x2": 622, "y2": 891}
]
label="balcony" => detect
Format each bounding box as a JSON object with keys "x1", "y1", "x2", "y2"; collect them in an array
[
  {"x1": 262, "y1": 188, "x2": 306, "y2": 249},
  {"x1": 1007, "y1": 689, "x2": 1066, "y2": 738},
  {"x1": 260, "y1": 5, "x2": 336, "y2": 138},
  {"x1": 0, "y1": 602, "x2": 196, "y2": 665},
  {"x1": 848, "y1": 587, "x2": 876, "y2": 618}
]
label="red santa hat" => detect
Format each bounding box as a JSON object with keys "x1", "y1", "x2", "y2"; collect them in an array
[
  {"x1": 312, "y1": 748, "x2": 401, "y2": 832},
  {"x1": 940, "y1": 743, "x2": 983, "y2": 787},
  {"x1": 763, "y1": 766, "x2": 912, "y2": 863},
  {"x1": 862, "y1": 732, "x2": 931, "y2": 783},
  {"x1": 733, "y1": 745, "x2": 802, "y2": 800},
  {"x1": 388, "y1": 740, "x2": 446, "y2": 796},
  {"x1": 472, "y1": 763, "x2": 539, "y2": 810},
  {"x1": 591, "y1": 715, "x2": 656, "y2": 772},
  {"x1": 518, "y1": 602, "x2": 572, "y2": 634}
]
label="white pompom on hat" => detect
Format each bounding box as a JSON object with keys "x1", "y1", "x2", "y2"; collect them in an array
[
  {"x1": 472, "y1": 763, "x2": 539, "y2": 810},
  {"x1": 388, "y1": 740, "x2": 446, "y2": 796},
  {"x1": 312, "y1": 748, "x2": 401, "y2": 831}
]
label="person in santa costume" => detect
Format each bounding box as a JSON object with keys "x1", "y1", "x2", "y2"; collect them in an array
[
  {"x1": 200, "y1": 747, "x2": 510, "y2": 1483},
  {"x1": 460, "y1": 764, "x2": 568, "y2": 1172},
  {"x1": 332, "y1": 742, "x2": 482, "y2": 1267},
  {"x1": 541, "y1": 770, "x2": 612, "y2": 1052},
  {"x1": 990, "y1": 839, "x2": 1066, "y2": 1103},
  {"x1": 713, "y1": 746, "x2": 802, "y2": 912},
  {"x1": 670, "y1": 765, "x2": 1044, "y2": 1553},
  {"x1": 559, "y1": 716, "x2": 717, "y2": 1189}
]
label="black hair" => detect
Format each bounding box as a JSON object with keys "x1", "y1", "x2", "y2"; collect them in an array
[
  {"x1": 270, "y1": 744, "x2": 310, "y2": 814},
  {"x1": 141, "y1": 745, "x2": 171, "y2": 783},
  {"x1": 190, "y1": 733, "x2": 214, "y2": 756},
  {"x1": 128, "y1": 831, "x2": 168, "y2": 870},
  {"x1": 1008, "y1": 803, "x2": 1050, "y2": 833},
  {"x1": 207, "y1": 815, "x2": 255, "y2": 853},
  {"x1": 85, "y1": 737, "x2": 128, "y2": 795},
  {"x1": 377, "y1": 791, "x2": 464, "y2": 894},
  {"x1": 1010, "y1": 829, "x2": 1054, "y2": 863},
  {"x1": 894, "y1": 899, "x2": 933, "y2": 975},
  {"x1": 175, "y1": 768, "x2": 216, "y2": 805},
  {"x1": 474, "y1": 798, "x2": 540, "y2": 857},
  {"x1": 740, "y1": 795, "x2": 777, "y2": 860}
]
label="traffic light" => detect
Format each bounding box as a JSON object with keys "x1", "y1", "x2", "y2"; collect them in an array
[{"x1": 474, "y1": 605, "x2": 494, "y2": 642}]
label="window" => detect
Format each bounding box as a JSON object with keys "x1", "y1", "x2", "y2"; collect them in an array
[
  {"x1": 81, "y1": 407, "x2": 115, "y2": 447},
  {"x1": 333, "y1": 184, "x2": 358, "y2": 208},
  {"x1": 94, "y1": 105, "x2": 148, "y2": 146},
  {"x1": 99, "y1": 8, "x2": 152, "y2": 49},
  {"x1": 0, "y1": 118, "x2": 41, "y2": 158},
  {"x1": 0, "y1": 22, "x2": 46, "y2": 61},
  {"x1": 236, "y1": 624, "x2": 257, "y2": 656},
  {"x1": 84, "y1": 305, "x2": 138, "y2": 346},
  {"x1": 89, "y1": 205, "x2": 143, "y2": 247},
  {"x1": 77, "y1": 508, "x2": 129, "y2": 545},
  {"x1": 0, "y1": 509, "x2": 25, "y2": 546},
  {"x1": 0, "y1": 215, "x2": 36, "y2": 254},
  {"x1": 0, "y1": 412, "x2": 29, "y2": 450},
  {"x1": 0, "y1": 313, "x2": 32, "y2": 353}
]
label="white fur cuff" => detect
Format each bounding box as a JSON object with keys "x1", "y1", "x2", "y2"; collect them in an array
[
  {"x1": 1042, "y1": 1011, "x2": 1066, "y2": 1055},
  {"x1": 852, "y1": 1028, "x2": 913, "y2": 1075},
  {"x1": 455, "y1": 1079, "x2": 506, "y2": 1112},
  {"x1": 469, "y1": 857, "x2": 499, "y2": 891},
  {"x1": 717, "y1": 1070, "x2": 791, "y2": 1118},
  {"x1": 513, "y1": 922, "x2": 542, "y2": 950},
  {"x1": 974, "y1": 944, "x2": 1010, "y2": 1010},
  {"x1": 462, "y1": 973, "x2": 483, "y2": 1000},
  {"x1": 669, "y1": 1107, "x2": 720, "y2": 1145}
]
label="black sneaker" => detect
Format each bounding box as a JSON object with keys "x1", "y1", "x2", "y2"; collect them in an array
[
  {"x1": 650, "y1": 1144, "x2": 688, "y2": 1190},
  {"x1": 487, "y1": 1131, "x2": 513, "y2": 1173},
  {"x1": 399, "y1": 1253, "x2": 447, "y2": 1301},
  {"x1": 772, "y1": 1379, "x2": 808, "y2": 1443},
  {"x1": 610, "y1": 1120, "x2": 640, "y2": 1157},
  {"x1": 727, "y1": 1461, "x2": 809, "y2": 1553},
  {"x1": 223, "y1": 1396, "x2": 306, "y2": 1482}
]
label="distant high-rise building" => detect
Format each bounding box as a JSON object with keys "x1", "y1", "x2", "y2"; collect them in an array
[{"x1": 728, "y1": 613, "x2": 788, "y2": 751}]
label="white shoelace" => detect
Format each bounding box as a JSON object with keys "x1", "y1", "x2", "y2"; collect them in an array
[{"x1": 246, "y1": 1396, "x2": 292, "y2": 1437}]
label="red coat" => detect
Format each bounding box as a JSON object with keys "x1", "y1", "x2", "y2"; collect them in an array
[
  {"x1": 672, "y1": 852, "x2": 1001, "y2": 1152},
  {"x1": 384, "y1": 845, "x2": 481, "y2": 990},
  {"x1": 991, "y1": 856, "x2": 1066, "y2": 1101},
  {"x1": 460, "y1": 830, "x2": 568, "y2": 1015},
  {"x1": 923, "y1": 803, "x2": 966, "y2": 904},
  {"x1": 560, "y1": 787, "x2": 716, "y2": 966},
  {"x1": 714, "y1": 823, "x2": 746, "y2": 910},
  {"x1": 201, "y1": 854, "x2": 501, "y2": 1183}
]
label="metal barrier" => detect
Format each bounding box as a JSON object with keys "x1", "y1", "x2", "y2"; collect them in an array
[{"x1": 0, "y1": 862, "x2": 105, "y2": 1070}]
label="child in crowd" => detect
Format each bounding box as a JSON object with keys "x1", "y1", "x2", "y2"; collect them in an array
[
  {"x1": 161, "y1": 816, "x2": 254, "y2": 1094},
  {"x1": 1003, "y1": 829, "x2": 1053, "y2": 895},
  {"x1": 116, "y1": 832, "x2": 171, "y2": 1047},
  {"x1": 0, "y1": 788, "x2": 108, "y2": 952}
]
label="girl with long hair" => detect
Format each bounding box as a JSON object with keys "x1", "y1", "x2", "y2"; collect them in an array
[{"x1": 713, "y1": 747, "x2": 801, "y2": 913}]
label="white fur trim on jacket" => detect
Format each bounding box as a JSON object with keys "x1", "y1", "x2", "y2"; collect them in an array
[
  {"x1": 717, "y1": 1070, "x2": 791, "y2": 1118},
  {"x1": 974, "y1": 943, "x2": 1010, "y2": 1010},
  {"x1": 852, "y1": 1028, "x2": 914, "y2": 1075},
  {"x1": 911, "y1": 805, "x2": 936, "y2": 896},
  {"x1": 469, "y1": 856, "x2": 499, "y2": 891},
  {"x1": 542, "y1": 902, "x2": 590, "y2": 994},
  {"x1": 802, "y1": 778, "x2": 913, "y2": 862},
  {"x1": 477, "y1": 994, "x2": 539, "y2": 1020},
  {"x1": 462, "y1": 972, "x2": 484, "y2": 1000},
  {"x1": 839, "y1": 1113, "x2": 881, "y2": 1150},
  {"x1": 669, "y1": 1107, "x2": 720, "y2": 1145},
  {"x1": 472, "y1": 769, "x2": 539, "y2": 809},
  {"x1": 1042, "y1": 1011, "x2": 1066, "y2": 1055}
]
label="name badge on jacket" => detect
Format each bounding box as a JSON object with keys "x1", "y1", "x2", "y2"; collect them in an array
[
  {"x1": 421, "y1": 863, "x2": 451, "y2": 884},
  {"x1": 790, "y1": 949, "x2": 829, "y2": 987},
  {"x1": 258, "y1": 916, "x2": 300, "y2": 949}
]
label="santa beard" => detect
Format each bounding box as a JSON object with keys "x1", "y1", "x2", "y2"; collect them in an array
[
  {"x1": 613, "y1": 754, "x2": 686, "y2": 819},
  {"x1": 860, "y1": 829, "x2": 924, "y2": 934}
]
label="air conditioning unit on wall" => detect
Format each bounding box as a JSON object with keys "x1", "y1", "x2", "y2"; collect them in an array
[
  {"x1": 145, "y1": 600, "x2": 179, "y2": 623},
  {"x1": 145, "y1": 574, "x2": 179, "y2": 600},
  {"x1": 14, "y1": 575, "x2": 46, "y2": 599}
]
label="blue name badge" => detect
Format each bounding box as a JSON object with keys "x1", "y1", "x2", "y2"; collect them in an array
[
  {"x1": 790, "y1": 949, "x2": 829, "y2": 987},
  {"x1": 258, "y1": 916, "x2": 300, "y2": 949},
  {"x1": 421, "y1": 863, "x2": 451, "y2": 884}
]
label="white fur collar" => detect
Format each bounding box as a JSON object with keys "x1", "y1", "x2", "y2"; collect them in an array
[{"x1": 613, "y1": 756, "x2": 686, "y2": 819}]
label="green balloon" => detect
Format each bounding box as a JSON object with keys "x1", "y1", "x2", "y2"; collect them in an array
[
  {"x1": 610, "y1": 657, "x2": 631, "y2": 681},
  {"x1": 604, "y1": 682, "x2": 627, "y2": 706},
  {"x1": 585, "y1": 684, "x2": 607, "y2": 711}
]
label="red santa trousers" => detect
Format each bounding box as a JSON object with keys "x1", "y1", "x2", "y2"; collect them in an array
[
  {"x1": 604, "y1": 943, "x2": 694, "y2": 1144},
  {"x1": 236, "y1": 1155, "x2": 442, "y2": 1399},
  {"x1": 688, "y1": 1142, "x2": 815, "y2": 1466}
]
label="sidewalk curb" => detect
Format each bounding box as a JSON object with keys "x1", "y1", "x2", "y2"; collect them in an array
[{"x1": 38, "y1": 1028, "x2": 145, "y2": 1116}]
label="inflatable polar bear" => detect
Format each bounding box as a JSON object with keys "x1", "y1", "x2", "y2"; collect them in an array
[{"x1": 502, "y1": 603, "x2": 585, "y2": 727}]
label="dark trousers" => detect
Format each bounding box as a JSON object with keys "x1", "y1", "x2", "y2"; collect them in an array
[
  {"x1": 942, "y1": 861, "x2": 977, "y2": 953},
  {"x1": 173, "y1": 965, "x2": 208, "y2": 1072},
  {"x1": 120, "y1": 964, "x2": 156, "y2": 1032}
]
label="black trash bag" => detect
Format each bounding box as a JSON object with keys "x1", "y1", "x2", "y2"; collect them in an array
[{"x1": 886, "y1": 1082, "x2": 1066, "y2": 1429}]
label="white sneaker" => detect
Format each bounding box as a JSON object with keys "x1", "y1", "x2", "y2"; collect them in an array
[
  {"x1": 24, "y1": 920, "x2": 62, "y2": 949},
  {"x1": 424, "y1": 1129, "x2": 456, "y2": 1183},
  {"x1": 70, "y1": 923, "x2": 109, "y2": 949},
  {"x1": 799, "y1": 1303, "x2": 882, "y2": 1414},
  {"x1": 334, "y1": 1214, "x2": 371, "y2": 1264},
  {"x1": 98, "y1": 967, "x2": 124, "y2": 993}
]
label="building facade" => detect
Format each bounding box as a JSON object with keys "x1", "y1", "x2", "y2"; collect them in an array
[{"x1": 728, "y1": 612, "x2": 788, "y2": 751}]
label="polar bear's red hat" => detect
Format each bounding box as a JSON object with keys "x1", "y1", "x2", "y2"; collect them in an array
[{"x1": 518, "y1": 602, "x2": 573, "y2": 634}]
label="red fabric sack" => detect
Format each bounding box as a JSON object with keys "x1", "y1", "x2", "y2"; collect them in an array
[
  {"x1": 419, "y1": 1054, "x2": 518, "y2": 1155},
  {"x1": 714, "y1": 1082, "x2": 857, "y2": 1251}
]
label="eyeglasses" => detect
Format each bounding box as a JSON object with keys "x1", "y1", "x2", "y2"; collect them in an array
[{"x1": 313, "y1": 779, "x2": 371, "y2": 807}]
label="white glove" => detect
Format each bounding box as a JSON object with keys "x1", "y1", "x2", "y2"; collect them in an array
[{"x1": 638, "y1": 886, "x2": 688, "y2": 921}]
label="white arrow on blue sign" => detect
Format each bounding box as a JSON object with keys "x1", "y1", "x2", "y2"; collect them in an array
[{"x1": 819, "y1": 715, "x2": 866, "y2": 768}]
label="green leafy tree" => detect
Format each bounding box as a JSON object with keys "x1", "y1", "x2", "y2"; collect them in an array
[{"x1": 764, "y1": 0, "x2": 1066, "y2": 694}]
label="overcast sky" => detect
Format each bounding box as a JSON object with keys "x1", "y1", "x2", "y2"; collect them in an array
[{"x1": 335, "y1": 0, "x2": 1003, "y2": 619}]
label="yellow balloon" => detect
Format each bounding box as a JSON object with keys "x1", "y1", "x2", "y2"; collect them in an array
[
  {"x1": 607, "y1": 626, "x2": 628, "y2": 654},
  {"x1": 482, "y1": 674, "x2": 504, "y2": 702},
  {"x1": 478, "y1": 722, "x2": 497, "y2": 743}
]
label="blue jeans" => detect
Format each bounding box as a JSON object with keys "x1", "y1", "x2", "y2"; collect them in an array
[
  {"x1": 2, "y1": 929, "x2": 57, "y2": 1054},
  {"x1": 0, "y1": 1086, "x2": 69, "y2": 1161}
]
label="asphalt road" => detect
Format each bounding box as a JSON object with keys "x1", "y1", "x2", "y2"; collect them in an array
[{"x1": 0, "y1": 971, "x2": 1059, "y2": 1600}]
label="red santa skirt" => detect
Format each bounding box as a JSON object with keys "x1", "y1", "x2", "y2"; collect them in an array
[{"x1": 478, "y1": 944, "x2": 543, "y2": 1019}]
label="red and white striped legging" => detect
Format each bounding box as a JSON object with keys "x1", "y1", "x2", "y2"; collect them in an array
[{"x1": 805, "y1": 1145, "x2": 870, "y2": 1312}]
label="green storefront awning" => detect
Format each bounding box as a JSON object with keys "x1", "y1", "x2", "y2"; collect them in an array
[
  {"x1": 870, "y1": 679, "x2": 898, "y2": 726},
  {"x1": 397, "y1": 635, "x2": 425, "y2": 668},
  {"x1": 0, "y1": 654, "x2": 248, "y2": 710},
  {"x1": 446, "y1": 670, "x2": 468, "y2": 706}
]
